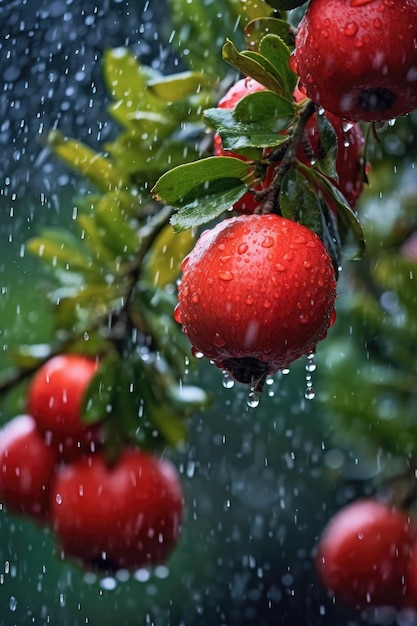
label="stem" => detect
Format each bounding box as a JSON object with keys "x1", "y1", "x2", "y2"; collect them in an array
[{"x1": 257, "y1": 98, "x2": 317, "y2": 214}]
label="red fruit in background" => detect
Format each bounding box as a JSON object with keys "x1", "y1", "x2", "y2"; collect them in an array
[
  {"x1": 51, "y1": 449, "x2": 184, "y2": 571},
  {"x1": 27, "y1": 354, "x2": 100, "y2": 460},
  {"x1": 0, "y1": 415, "x2": 57, "y2": 523},
  {"x1": 175, "y1": 214, "x2": 336, "y2": 385},
  {"x1": 315, "y1": 499, "x2": 414, "y2": 609},
  {"x1": 214, "y1": 77, "x2": 273, "y2": 213},
  {"x1": 291, "y1": 0, "x2": 417, "y2": 122}
]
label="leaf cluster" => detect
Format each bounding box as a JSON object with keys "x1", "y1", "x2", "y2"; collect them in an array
[
  {"x1": 1, "y1": 44, "x2": 219, "y2": 450},
  {"x1": 318, "y1": 185, "x2": 417, "y2": 471},
  {"x1": 152, "y1": 26, "x2": 365, "y2": 267}
]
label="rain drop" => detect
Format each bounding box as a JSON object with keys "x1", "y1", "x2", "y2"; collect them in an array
[
  {"x1": 222, "y1": 371, "x2": 235, "y2": 389},
  {"x1": 247, "y1": 388, "x2": 260, "y2": 408}
]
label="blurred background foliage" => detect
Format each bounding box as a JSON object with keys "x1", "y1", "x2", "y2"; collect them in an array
[{"x1": 1, "y1": 0, "x2": 417, "y2": 625}]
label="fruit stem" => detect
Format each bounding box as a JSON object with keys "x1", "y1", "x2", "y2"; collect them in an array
[{"x1": 257, "y1": 98, "x2": 317, "y2": 214}]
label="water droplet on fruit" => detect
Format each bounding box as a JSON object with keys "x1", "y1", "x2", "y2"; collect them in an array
[
  {"x1": 305, "y1": 352, "x2": 317, "y2": 373},
  {"x1": 247, "y1": 388, "x2": 260, "y2": 408},
  {"x1": 299, "y1": 314, "x2": 309, "y2": 324},
  {"x1": 222, "y1": 371, "x2": 235, "y2": 389},
  {"x1": 246, "y1": 294, "x2": 254, "y2": 305},
  {"x1": 344, "y1": 21, "x2": 358, "y2": 36},
  {"x1": 261, "y1": 236, "x2": 274, "y2": 248},
  {"x1": 275, "y1": 263, "x2": 286, "y2": 272},
  {"x1": 218, "y1": 270, "x2": 234, "y2": 281},
  {"x1": 55, "y1": 493, "x2": 62, "y2": 505},
  {"x1": 238, "y1": 243, "x2": 248, "y2": 254},
  {"x1": 214, "y1": 333, "x2": 226, "y2": 347},
  {"x1": 192, "y1": 348, "x2": 204, "y2": 359},
  {"x1": 329, "y1": 309, "x2": 337, "y2": 328},
  {"x1": 281, "y1": 367, "x2": 290, "y2": 375}
]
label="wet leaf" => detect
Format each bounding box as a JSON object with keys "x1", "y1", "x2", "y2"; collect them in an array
[
  {"x1": 258, "y1": 34, "x2": 297, "y2": 99},
  {"x1": 298, "y1": 162, "x2": 366, "y2": 260},
  {"x1": 204, "y1": 104, "x2": 292, "y2": 150},
  {"x1": 222, "y1": 39, "x2": 285, "y2": 94},
  {"x1": 144, "y1": 223, "x2": 196, "y2": 288},
  {"x1": 315, "y1": 112, "x2": 338, "y2": 181},
  {"x1": 27, "y1": 228, "x2": 93, "y2": 272},
  {"x1": 245, "y1": 17, "x2": 295, "y2": 50},
  {"x1": 280, "y1": 168, "x2": 322, "y2": 235},
  {"x1": 170, "y1": 182, "x2": 248, "y2": 232},
  {"x1": 147, "y1": 71, "x2": 213, "y2": 100},
  {"x1": 82, "y1": 355, "x2": 118, "y2": 425},
  {"x1": 46, "y1": 131, "x2": 127, "y2": 192},
  {"x1": 152, "y1": 155, "x2": 250, "y2": 207}
]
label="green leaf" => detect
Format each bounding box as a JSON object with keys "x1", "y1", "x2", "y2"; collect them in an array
[
  {"x1": 27, "y1": 228, "x2": 93, "y2": 272},
  {"x1": 280, "y1": 168, "x2": 322, "y2": 235},
  {"x1": 170, "y1": 182, "x2": 248, "y2": 232},
  {"x1": 152, "y1": 156, "x2": 251, "y2": 207},
  {"x1": 234, "y1": 89, "x2": 295, "y2": 126},
  {"x1": 82, "y1": 355, "x2": 117, "y2": 425},
  {"x1": 239, "y1": 0, "x2": 272, "y2": 21},
  {"x1": 222, "y1": 39, "x2": 286, "y2": 94},
  {"x1": 245, "y1": 18, "x2": 295, "y2": 50},
  {"x1": 203, "y1": 91, "x2": 295, "y2": 150},
  {"x1": 46, "y1": 131, "x2": 127, "y2": 192},
  {"x1": 298, "y1": 162, "x2": 366, "y2": 260},
  {"x1": 143, "y1": 223, "x2": 196, "y2": 288},
  {"x1": 147, "y1": 401, "x2": 189, "y2": 447},
  {"x1": 259, "y1": 34, "x2": 297, "y2": 98},
  {"x1": 94, "y1": 194, "x2": 141, "y2": 257},
  {"x1": 315, "y1": 112, "x2": 338, "y2": 181},
  {"x1": 147, "y1": 71, "x2": 213, "y2": 100},
  {"x1": 103, "y1": 48, "x2": 161, "y2": 110}
]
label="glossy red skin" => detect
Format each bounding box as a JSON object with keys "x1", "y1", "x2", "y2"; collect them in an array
[
  {"x1": 315, "y1": 499, "x2": 414, "y2": 609},
  {"x1": 292, "y1": 0, "x2": 417, "y2": 122},
  {"x1": 51, "y1": 449, "x2": 184, "y2": 572},
  {"x1": 27, "y1": 355, "x2": 100, "y2": 460},
  {"x1": 0, "y1": 415, "x2": 57, "y2": 523},
  {"x1": 175, "y1": 214, "x2": 336, "y2": 382}
]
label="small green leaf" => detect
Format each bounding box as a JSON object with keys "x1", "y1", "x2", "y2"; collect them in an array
[
  {"x1": 27, "y1": 228, "x2": 93, "y2": 272},
  {"x1": 152, "y1": 156, "x2": 251, "y2": 207},
  {"x1": 280, "y1": 168, "x2": 322, "y2": 235},
  {"x1": 315, "y1": 112, "x2": 339, "y2": 181},
  {"x1": 259, "y1": 34, "x2": 297, "y2": 98},
  {"x1": 103, "y1": 48, "x2": 161, "y2": 110},
  {"x1": 94, "y1": 194, "x2": 141, "y2": 257},
  {"x1": 147, "y1": 71, "x2": 213, "y2": 100},
  {"x1": 241, "y1": 50, "x2": 289, "y2": 97},
  {"x1": 46, "y1": 131, "x2": 127, "y2": 192},
  {"x1": 82, "y1": 356, "x2": 118, "y2": 425},
  {"x1": 234, "y1": 90, "x2": 295, "y2": 126},
  {"x1": 239, "y1": 0, "x2": 272, "y2": 21},
  {"x1": 144, "y1": 223, "x2": 196, "y2": 288},
  {"x1": 222, "y1": 39, "x2": 285, "y2": 93},
  {"x1": 245, "y1": 18, "x2": 295, "y2": 50},
  {"x1": 204, "y1": 92, "x2": 295, "y2": 150},
  {"x1": 170, "y1": 182, "x2": 248, "y2": 232},
  {"x1": 298, "y1": 162, "x2": 366, "y2": 259}
]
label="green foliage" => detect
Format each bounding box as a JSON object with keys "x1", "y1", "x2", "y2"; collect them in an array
[{"x1": 318, "y1": 166, "x2": 417, "y2": 471}]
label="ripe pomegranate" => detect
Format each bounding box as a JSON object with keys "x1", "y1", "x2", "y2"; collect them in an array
[
  {"x1": 175, "y1": 214, "x2": 337, "y2": 385},
  {"x1": 315, "y1": 499, "x2": 414, "y2": 609},
  {"x1": 291, "y1": 0, "x2": 417, "y2": 122}
]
